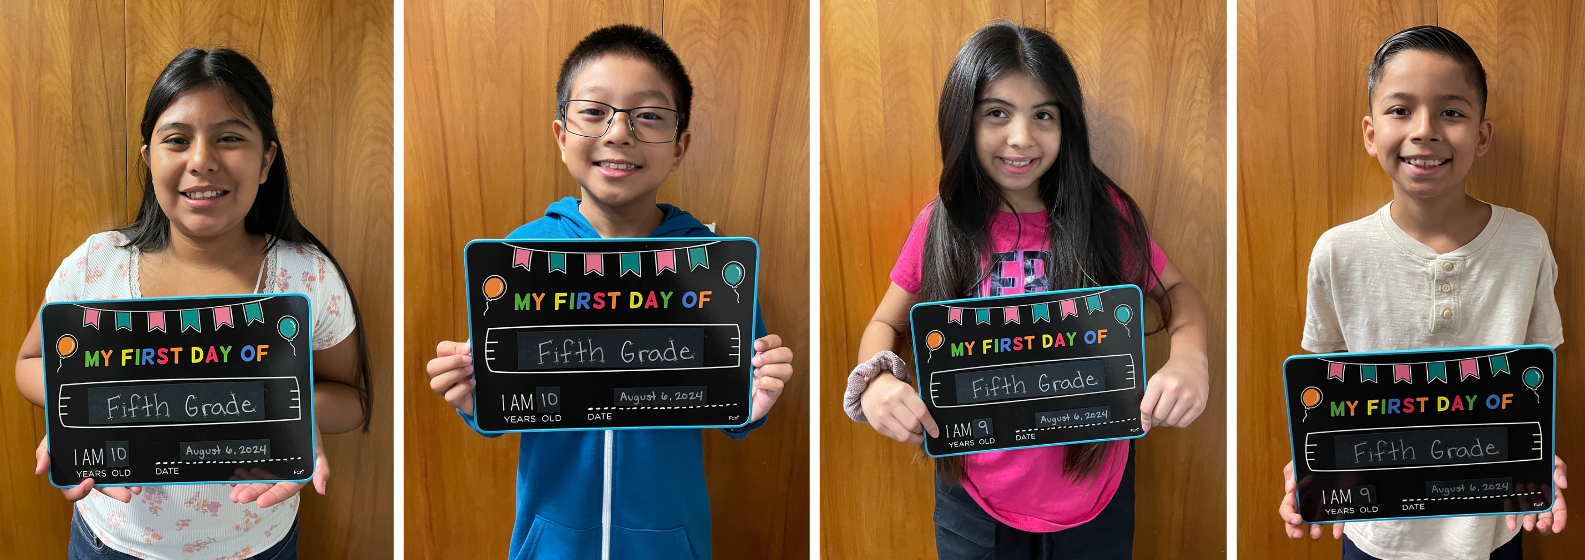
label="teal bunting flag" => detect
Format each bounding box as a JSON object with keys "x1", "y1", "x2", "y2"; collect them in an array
[
  {"x1": 549, "y1": 252, "x2": 567, "y2": 273},
  {"x1": 975, "y1": 309, "x2": 991, "y2": 324},
  {"x1": 1361, "y1": 365, "x2": 1378, "y2": 383},
  {"x1": 620, "y1": 253, "x2": 642, "y2": 277},
  {"x1": 1491, "y1": 355, "x2": 1510, "y2": 375},
  {"x1": 1032, "y1": 303, "x2": 1051, "y2": 323},
  {"x1": 1085, "y1": 294, "x2": 1103, "y2": 314},
  {"x1": 180, "y1": 309, "x2": 201, "y2": 333},
  {"x1": 115, "y1": 312, "x2": 131, "y2": 331},
  {"x1": 688, "y1": 246, "x2": 709, "y2": 270},
  {"x1": 244, "y1": 302, "x2": 264, "y2": 325},
  {"x1": 1427, "y1": 362, "x2": 1448, "y2": 383}
]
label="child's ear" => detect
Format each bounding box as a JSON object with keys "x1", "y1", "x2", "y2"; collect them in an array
[
  {"x1": 1362, "y1": 115, "x2": 1378, "y2": 158},
  {"x1": 140, "y1": 144, "x2": 150, "y2": 168},
  {"x1": 1475, "y1": 117, "x2": 1493, "y2": 158},
  {"x1": 551, "y1": 118, "x2": 568, "y2": 153},
  {"x1": 670, "y1": 130, "x2": 692, "y2": 172},
  {"x1": 259, "y1": 141, "x2": 278, "y2": 184}
]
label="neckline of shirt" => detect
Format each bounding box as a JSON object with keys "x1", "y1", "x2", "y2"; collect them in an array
[{"x1": 1375, "y1": 200, "x2": 1504, "y2": 261}]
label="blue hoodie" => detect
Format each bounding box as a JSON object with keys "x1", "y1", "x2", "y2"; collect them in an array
[{"x1": 460, "y1": 197, "x2": 768, "y2": 560}]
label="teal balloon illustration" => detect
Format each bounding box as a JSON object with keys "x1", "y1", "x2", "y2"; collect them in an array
[
  {"x1": 1114, "y1": 304, "x2": 1134, "y2": 335},
  {"x1": 279, "y1": 316, "x2": 300, "y2": 355},
  {"x1": 1523, "y1": 367, "x2": 1544, "y2": 402},
  {"x1": 723, "y1": 261, "x2": 746, "y2": 302}
]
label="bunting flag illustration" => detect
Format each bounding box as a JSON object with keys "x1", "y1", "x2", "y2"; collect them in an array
[
  {"x1": 71, "y1": 297, "x2": 278, "y2": 339},
  {"x1": 688, "y1": 246, "x2": 709, "y2": 270},
  {"x1": 1032, "y1": 303, "x2": 1051, "y2": 323},
  {"x1": 1491, "y1": 355, "x2": 1510, "y2": 375},
  {"x1": 1314, "y1": 350, "x2": 1525, "y2": 386},
  {"x1": 975, "y1": 309, "x2": 991, "y2": 325},
  {"x1": 1059, "y1": 299, "x2": 1078, "y2": 319},
  {"x1": 620, "y1": 253, "x2": 641, "y2": 277},
  {"x1": 1460, "y1": 359, "x2": 1479, "y2": 381},
  {"x1": 244, "y1": 302, "x2": 265, "y2": 325},
  {"x1": 937, "y1": 290, "x2": 1117, "y2": 326},
  {"x1": 115, "y1": 312, "x2": 131, "y2": 331},
  {"x1": 83, "y1": 309, "x2": 100, "y2": 329},
  {"x1": 1361, "y1": 365, "x2": 1378, "y2": 383},
  {"x1": 1002, "y1": 307, "x2": 1019, "y2": 324},
  {"x1": 655, "y1": 249, "x2": 677, "y2": 274},
  {"x1": 180, "y1": 309, "x2": 201, "y2": 333},
  {"x1": 214, "y1": 306, "x2": 234, "y2": 329},
  {"x1": 1427, "y1": 362, "x2": 1448, "y2": 383},
  {"x1": 584, "y1": 253, "x2": 604, "y2": 276},
  {"x1": 1328, "y1": 362, "x2": 1344, "y2": 381},
  {"x1": 1394, "y1": 364, "x2": 1411, "y2": 383},
  {"x1": 147, "y1": 311, "x2": 166, "y2": 333},
  {"x1": 1085, "y1": 294, "x2": 1103, "y2": 314},
  {"x1": 549, "y1": 252, "x2": 567, "y2": 273},
  {"x1": 948, "y1": 308, "x2": 963, "y2": 324},
  {"x1": 512, "y1": 248, "x2": 532, "y2": 271}
]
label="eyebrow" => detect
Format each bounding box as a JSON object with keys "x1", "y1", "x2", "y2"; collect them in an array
[
  {"x1": 155, "y1": 118, "x2": 255, "y2": 134},
  {"x1": 1381, "y1": 91, "x2": 1474, "y2": 105},
  {"x1": 976, "y1": 97, "x2": 1059, "y2": 109},
  {"x1": 575, "y1": 85, "x2": 673, "y2": 106}
]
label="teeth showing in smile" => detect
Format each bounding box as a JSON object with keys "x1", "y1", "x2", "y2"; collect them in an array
[
  {"x1": 1001, "y1": 158, "x2": 1033, "y2": 168},
  {"x1": 184, "y1": 190, "x2": 226, "y2": 200},
  {"x1": 596, "y1": 162, "x2": 638, "y2": 170},
  {"x1": 1404, "y1": 158, "x2": 1448, "y2": 167}
]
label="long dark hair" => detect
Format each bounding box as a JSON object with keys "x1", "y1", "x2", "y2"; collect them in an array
[
  {"x1": 118, "y1": 47, "x2": 373, "y2": 431},
  {"x1": 921, "y1": 21, "x2": 1168, "y2": 483}
]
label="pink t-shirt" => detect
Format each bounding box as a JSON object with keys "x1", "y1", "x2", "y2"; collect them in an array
[{"x1": 890, "y1": 190, "x2": 1166, "y2": 533}]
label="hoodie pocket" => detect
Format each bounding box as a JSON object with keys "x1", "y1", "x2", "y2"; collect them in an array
[
  {"x1": 610, "y1": 524, "x2": 694, "y2": 560},
  {"x1": 519, "y1": 516, "x2": 600, "y2": 560}
]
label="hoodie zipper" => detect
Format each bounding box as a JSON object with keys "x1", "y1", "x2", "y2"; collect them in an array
[{"x1": 602, "y1": 429, "x2": 612, "y2": 560}]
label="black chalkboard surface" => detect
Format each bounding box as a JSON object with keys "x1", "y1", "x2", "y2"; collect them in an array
[
  {"x1": 41, "y1": 294, "x2": 315, "y2": 487},
  {"x1": 464, "y1": 238, "x2": 759, "y2": 432},
  {"x1": 1284, "y1": 346, "x2": 1556, "y2": 523},
  {"x1": 910, "y1": 285, "x2": 1147, "y2": 457}
]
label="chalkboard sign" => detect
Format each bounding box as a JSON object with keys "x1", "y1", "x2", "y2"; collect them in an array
[
  {"x1": 463, "y1": 238, "x2": 759, "y2": 432},
  {"x1": 909, "y1": 285, "x2": 1147, "y2": 457},
  {"x1": 1283, "y1": 345, "x2": 1556, "y2": 523},
  {"x1": 41, "y1": 294, "x2": 315, "y2": 487}
]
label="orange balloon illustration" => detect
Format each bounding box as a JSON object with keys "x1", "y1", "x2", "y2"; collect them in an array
[
  {"x1": 56, "y1": 334, "x2": 77, "y2": 358},
  {"x1": 926, "y1": 330, "x2": 944, "y2": 350},
  {"x1": 483, "y1": 275, "x2": 506, "y2": 300},
  {"x1": 1301, "y1": 386, "x2": 1322, "y2": 408}
]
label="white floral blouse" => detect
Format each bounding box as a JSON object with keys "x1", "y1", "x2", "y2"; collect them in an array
[{"x1": 44, "y1": 231, "x2": 355, "y2": 559}]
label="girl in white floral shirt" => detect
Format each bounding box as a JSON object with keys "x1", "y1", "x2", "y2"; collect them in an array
[{"x1": 13, "y1": 47, "x2": 372, "y2": 560}]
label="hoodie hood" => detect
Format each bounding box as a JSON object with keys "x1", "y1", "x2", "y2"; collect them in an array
[{"x1": 509, "y1": 197, "x2": 714, "y2": 239}]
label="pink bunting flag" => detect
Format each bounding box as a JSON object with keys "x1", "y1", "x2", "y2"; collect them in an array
[
  {"x1": 512, "y1": 248, "x2": 532, "y2": 271},
  {"x1": 84, "y1": 309, "x2": 100, "y2": 329},
  {"x1": 1394, "y1": 364, "x2": 1411, "y2": 384},
  {"x1": 214, "y1": 306, "x2": 234, "y2": 329},
  {"x1": 1003, "y1": 307, "x2": 1019, "y2": 324},
  {"x1": 655, "y1": 249, "x2": 677, "y2": 274},
  {"x1": 584, "y1": 253, "x2": 604, "y2": 276},
  {"x1": 1328, "y1": 363, "x2": 1344, "y2": 381},
  {"x1": 1059, "y1": 298, "x2": 1078, "y2": 319},
  {"x1": 948, "y1": 308, "x2": 963, "y2": 324},
  {"x1": 1460, "y1": 359, "x2": 1479, "y2": 380},
  {"x1": 147, "y1": 311, "x2": 166, "y2": 332}
]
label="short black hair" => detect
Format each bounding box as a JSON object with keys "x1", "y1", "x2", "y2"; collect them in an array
[
  {"x1": 1367, "y1": 25, "x2": 1487, "y2": 115},
  {"x1": 555, "y1": 24, "x2": 693, "y2": 132}
]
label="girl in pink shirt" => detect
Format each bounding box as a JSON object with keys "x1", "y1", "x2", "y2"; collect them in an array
[{"x1": 844, "y1": 21, "x2": 1211, "y2": 559}]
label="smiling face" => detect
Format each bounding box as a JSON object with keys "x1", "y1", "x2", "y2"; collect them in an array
[
  {"x1": 974, "y1": 72, "x2": 1062, "y2": 196},
  {"x1": 553, "y1": 55, "x2": 691, "y2": 209},
  {"x1": 1364, "y1": 49, "x2": 1491, "y2": 199},
  {"x1": 141, "y1": 86, "x2": 276, "y2": 240}
]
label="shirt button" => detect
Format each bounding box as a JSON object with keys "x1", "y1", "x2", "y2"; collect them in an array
[
  {"x1": 1441, "y1": 284, "x2": 1451, "y2": 293},
  {"x1": 1443, "y1": 263, "x2": 1453, "y2": 271},
  {"x1": 1443, "y1": 309, "x2": 1453, "y2": 319}
]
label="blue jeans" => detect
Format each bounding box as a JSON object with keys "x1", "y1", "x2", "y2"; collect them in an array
[
  {"x1": 69, "y1": 510, "x2": 298, "y2": 560},
  {"x1": 933, "y1": 441, "x2": 1136, "y2": 560},
  {"x1": 1342, "y1": 532, "x2": 1521, "y2": 560}
]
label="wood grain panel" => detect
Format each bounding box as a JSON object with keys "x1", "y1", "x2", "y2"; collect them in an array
[
  {"x1": 1238, "y1": 0, "x2": 1585, "y2": 557},
  {"x1": 0, "y1": 1, "x2": 394, "y2": 557},
  {"x1": 401, "y1": 1, "x2": 809, "y2": 558},
  {"x1": 819, "y1": 1, "x2": 1225, "y2": 557}
]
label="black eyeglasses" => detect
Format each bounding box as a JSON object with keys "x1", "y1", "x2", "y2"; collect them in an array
[{"x1": 557, "y1": 100, "x2": 686, "y2": 144}]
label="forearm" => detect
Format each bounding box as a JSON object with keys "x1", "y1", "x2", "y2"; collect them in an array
[
  {"x1": 313, "y1": 380, "x2": 364, "y2": 434},
  {"x1": 15, "y1": 357, "x2": 44, "y2": 407},
  {"x1": 1163, "y1": 281, "x2": 1209, "y2": 368},
  {"x1": 855, "y1": 319, "x2": 907, "y2": 367}
]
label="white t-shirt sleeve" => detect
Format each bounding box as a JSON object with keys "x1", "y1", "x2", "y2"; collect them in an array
[
  {"x1": 306, "y1": 251, "x2": 357, "y2": 351},
  {"x1": 1302, "y1": 237, "x2": 1347, "y2": 353},
  {"x1": 1525, "y1": 245, "x2": 1564, "y2": 348}
]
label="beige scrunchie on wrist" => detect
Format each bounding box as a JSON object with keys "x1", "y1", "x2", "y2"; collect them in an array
[{"x1": 844, "y1": 350, "x2": 910, "y2": 423}]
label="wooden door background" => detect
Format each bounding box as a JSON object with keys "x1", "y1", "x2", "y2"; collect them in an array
[
  {"x1": 1238, "y1": 0, "x2": 1585, "y2": 557},
  {"x1": 0, "y1": 0, "x2": 394, "y2": 558},
  {"x1": 820, "y1": 0, "x2": 1226, "y2": 557},
  {"x1": 402, "y1": 0, "x2": 809, "y2": 558}
]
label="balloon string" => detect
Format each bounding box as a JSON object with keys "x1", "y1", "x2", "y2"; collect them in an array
[
  {"x1": 1302, "y1": 408, "x2": 1309, "y2": 422},
  {"x1": 484, "y1": 300, "x2": 492, "y2": 316},
  {"x1": 733, "y1": 287, "x2": 740, "y2": 303},
  {"x1": 291, "y1": 340, "x2": 298, "y2": 356}
]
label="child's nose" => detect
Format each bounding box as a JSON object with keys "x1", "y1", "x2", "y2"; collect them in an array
[
  {"x1": 1409, "y1": 112, "x2": 1441, "y2": 142},
  {"x1": 1007, "y1": 118, "x2": 1034, "y2": 147},
  {"x1": 188, "y1": 139, "x2": 219, "y2": 175},
  {"x1": 605, "y1": 113, "x2": 637, "y2": 145}
]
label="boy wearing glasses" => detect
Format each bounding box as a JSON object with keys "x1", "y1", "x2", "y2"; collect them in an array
[{"x1": 424, "y1": 25, "x2": 796, "y2": 560}]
